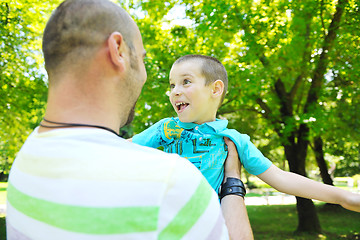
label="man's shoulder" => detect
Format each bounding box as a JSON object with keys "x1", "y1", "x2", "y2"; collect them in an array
[
  {"x1": 125, "y1": 141, "x2": 192, "y2": 166},
  {"x1": 115, "y1": 139, "x2": 197, "y2": 168}
]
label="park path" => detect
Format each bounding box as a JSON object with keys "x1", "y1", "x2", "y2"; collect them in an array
[
  {"x1": 245, "y1": 194, "x2": 297, "y2": 206},
  {"x1": 1, "y1": 188, "x2": 358, "y2": 214},
  {"x1": 0, "y1": 204, "x2": 5, "y2": 215}
]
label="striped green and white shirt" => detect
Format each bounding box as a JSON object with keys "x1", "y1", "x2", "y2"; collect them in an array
[{"x1": 6, "y1": 127, "x2": 229, "y2": 239}]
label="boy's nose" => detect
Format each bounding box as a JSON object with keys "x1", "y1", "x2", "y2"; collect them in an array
[{"x1": 172, "y1": 86, "x2": 182, "y2": 96}]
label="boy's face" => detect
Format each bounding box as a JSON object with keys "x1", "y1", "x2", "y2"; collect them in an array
[{"x1": 169, "y1": 60, "x2": 217, "y2": 124}]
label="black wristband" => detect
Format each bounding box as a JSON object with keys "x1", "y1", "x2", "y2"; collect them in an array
[{"x1": 219, "y1": 177, "x2": 246, "y2": 200}]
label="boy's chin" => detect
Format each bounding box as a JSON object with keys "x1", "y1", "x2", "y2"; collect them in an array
[
  {"x1": 178, "y1": 115, "x2": 212, "y2": 125},
  {"x1": 178, "y1": 116, "x2": 193, "y2": 123}
]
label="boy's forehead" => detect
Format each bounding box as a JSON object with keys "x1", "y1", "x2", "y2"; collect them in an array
[{"x1": 170, "y1": 60, "x2": 203, "y2": 78}]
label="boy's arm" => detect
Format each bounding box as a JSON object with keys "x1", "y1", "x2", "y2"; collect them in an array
[
  {"x1": 257, "y1": 164, "x2": 360, "y2": 212},
  {"x1": 221, "y1": 138, "x2": 254, "y2": 240}
]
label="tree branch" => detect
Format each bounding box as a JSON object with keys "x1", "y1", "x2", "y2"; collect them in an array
[
  {"x1": 255, "y1": 98, "x2": 272, "y2": 118},
  {"x1": 320, "y1": 0, "x2": 327, "y2": 36},
  {"x1": 304, "y1": 0, "x2": 348, "y2": 113},
  {"x1": 233, "y1": 5, "x2": 269, "y2": 68},
  {"x1": 290, "y1": 11, "x2": 312, "y2": 100},
  {"x1": 275, "y1": 78, "x2": 293, "y2": 117},
  {"x1": 255, "y1": 98, "x2": 284, "y2": 138},
  {"x1": 218, "y1": 106, "x2": 261, "y2": 116},
  {"x1": 221, "y1": 95, "x2": 239, "y2": 109}
]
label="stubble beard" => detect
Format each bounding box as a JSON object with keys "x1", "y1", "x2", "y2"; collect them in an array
[
  {"x1": 124, "y1": 103, "x2": 136, "y2": 126},
  {"x1": 122, "y1": 51, "x2": 142, "y2": 127}
]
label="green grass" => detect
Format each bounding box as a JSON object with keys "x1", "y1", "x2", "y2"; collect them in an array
[
  {"x1": 0, "y1": 182, "x2": 7, "y2": 240},
  {"x1": 0, "y1": 217, "x2": 4, "y2": 240},
  {"x1": 248, "y1": 204, "x2": 360, "y2": 239}
]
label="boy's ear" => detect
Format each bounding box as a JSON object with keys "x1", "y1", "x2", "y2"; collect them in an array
[
  {"x1": 212, "y1": 80, "x2": 224, "y2": 98},
  {"x1": 108, "y1": 32, "x2": 126, "y2": 72}
]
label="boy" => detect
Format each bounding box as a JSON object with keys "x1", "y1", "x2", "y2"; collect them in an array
[{"x1": 132, "y1": 54, "x2": 360, "y2": 211}]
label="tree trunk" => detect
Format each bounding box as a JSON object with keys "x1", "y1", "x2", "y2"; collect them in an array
[
  {"x1": 295, "y1": 197, "x2": 321, "y2": 233},
  {"x1": 313, "y1": 136, "x2": 334, "y2": 186},
  {"x1": 254, "y1": 0, "x2": 348, "y2": 233},
  {"x1": 287, "y1": 0, "x2": 348, "y2": 231},
  {"x1": 284, "y1": 142, "x2": 322, "y2": 233},
  {"x1": 313, "y1": 136, "x2": 341, "y2": 209}
]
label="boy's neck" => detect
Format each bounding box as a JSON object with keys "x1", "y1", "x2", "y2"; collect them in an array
[{"x1": 178, "y1": 117, "x2": 218, "y2": 125}]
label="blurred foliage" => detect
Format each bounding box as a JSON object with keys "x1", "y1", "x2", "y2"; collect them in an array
[
  {"x1": 125, "y1": 0, "x2": 359, "y2": 178},
  {"x1": 0, "y1": 0, "x2": 62, "y2": 175},
  {"x1": 1, "y1": 0, "x2": 359, "y2": 180}
]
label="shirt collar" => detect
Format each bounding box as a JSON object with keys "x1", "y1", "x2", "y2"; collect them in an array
[{"x1": 174, "y1": 117, "x2": 228, "y2": 133}]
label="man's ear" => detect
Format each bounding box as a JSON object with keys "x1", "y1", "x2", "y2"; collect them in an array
[
  {"x1": 212, "y1": 80, "x2": 224, "y2": 98},
  {"x1": 108, "y1": 32, "x2": 126, "y2": 72}
]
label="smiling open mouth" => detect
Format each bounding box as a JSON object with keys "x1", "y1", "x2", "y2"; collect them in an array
[{"x1": 175, "y1": 102, "x2": 189, "y2": 112}]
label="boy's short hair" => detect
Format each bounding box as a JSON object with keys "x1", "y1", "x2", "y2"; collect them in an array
[{"x1": 174, "y1": 55, "x2": 228, "y2": 106}]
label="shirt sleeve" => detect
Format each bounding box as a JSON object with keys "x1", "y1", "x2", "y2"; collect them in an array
[
  {"x1": 132, "y1": 118, "x2": 171, "y2": 148},
  {"x1": 221, "y1": 129, "x2": 273, "y2": 175}
]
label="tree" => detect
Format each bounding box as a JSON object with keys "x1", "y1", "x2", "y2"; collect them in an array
[
  {"x1": 0, "y1": 1, "x2": 61, "y2": 178},
  {"x1": 128, "y1": 0, "x2": 360, "y2": 233},
  {"x1": 183, "y1": 0, "x2": 359, "y2": 233}
]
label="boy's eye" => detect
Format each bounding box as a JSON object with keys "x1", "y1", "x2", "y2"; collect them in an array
[
  {"x1": 184, "y1": 79, "x2": 191, "y2": 85},
  {"x1": 170, "y1": 84, "x2": 175, "y2": 89}
]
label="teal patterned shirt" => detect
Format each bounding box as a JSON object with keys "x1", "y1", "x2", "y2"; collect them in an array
[{"x1": 132, "y1": 117, "x2": 272, "y2": 193}]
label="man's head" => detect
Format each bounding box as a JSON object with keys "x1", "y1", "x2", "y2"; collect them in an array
[
  {"x1": 42, "y1": 0, "x2": 147, "y2": 127},
  {"x1": 169, "y1": 55, "x2": 228, "y2": 124},
  {"x1": 43, "y1": 0, "x2": 138, "y2": 78}
]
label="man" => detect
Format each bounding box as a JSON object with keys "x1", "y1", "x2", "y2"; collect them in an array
[{"x1": 6, "y1": 0, "x2": 253, "y2": 239}]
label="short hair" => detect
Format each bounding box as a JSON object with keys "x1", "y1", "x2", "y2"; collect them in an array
[
  {"x1": 174, "y1": 55, "x2": 228, "y2": 106},
  {"x1": 42, "y1": 0, "x2": 136, "y2": 77}
]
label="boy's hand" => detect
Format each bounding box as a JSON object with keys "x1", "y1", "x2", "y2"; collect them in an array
[{"x1": 223, "y1": 137, "x2": 241, "y2": 181}]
